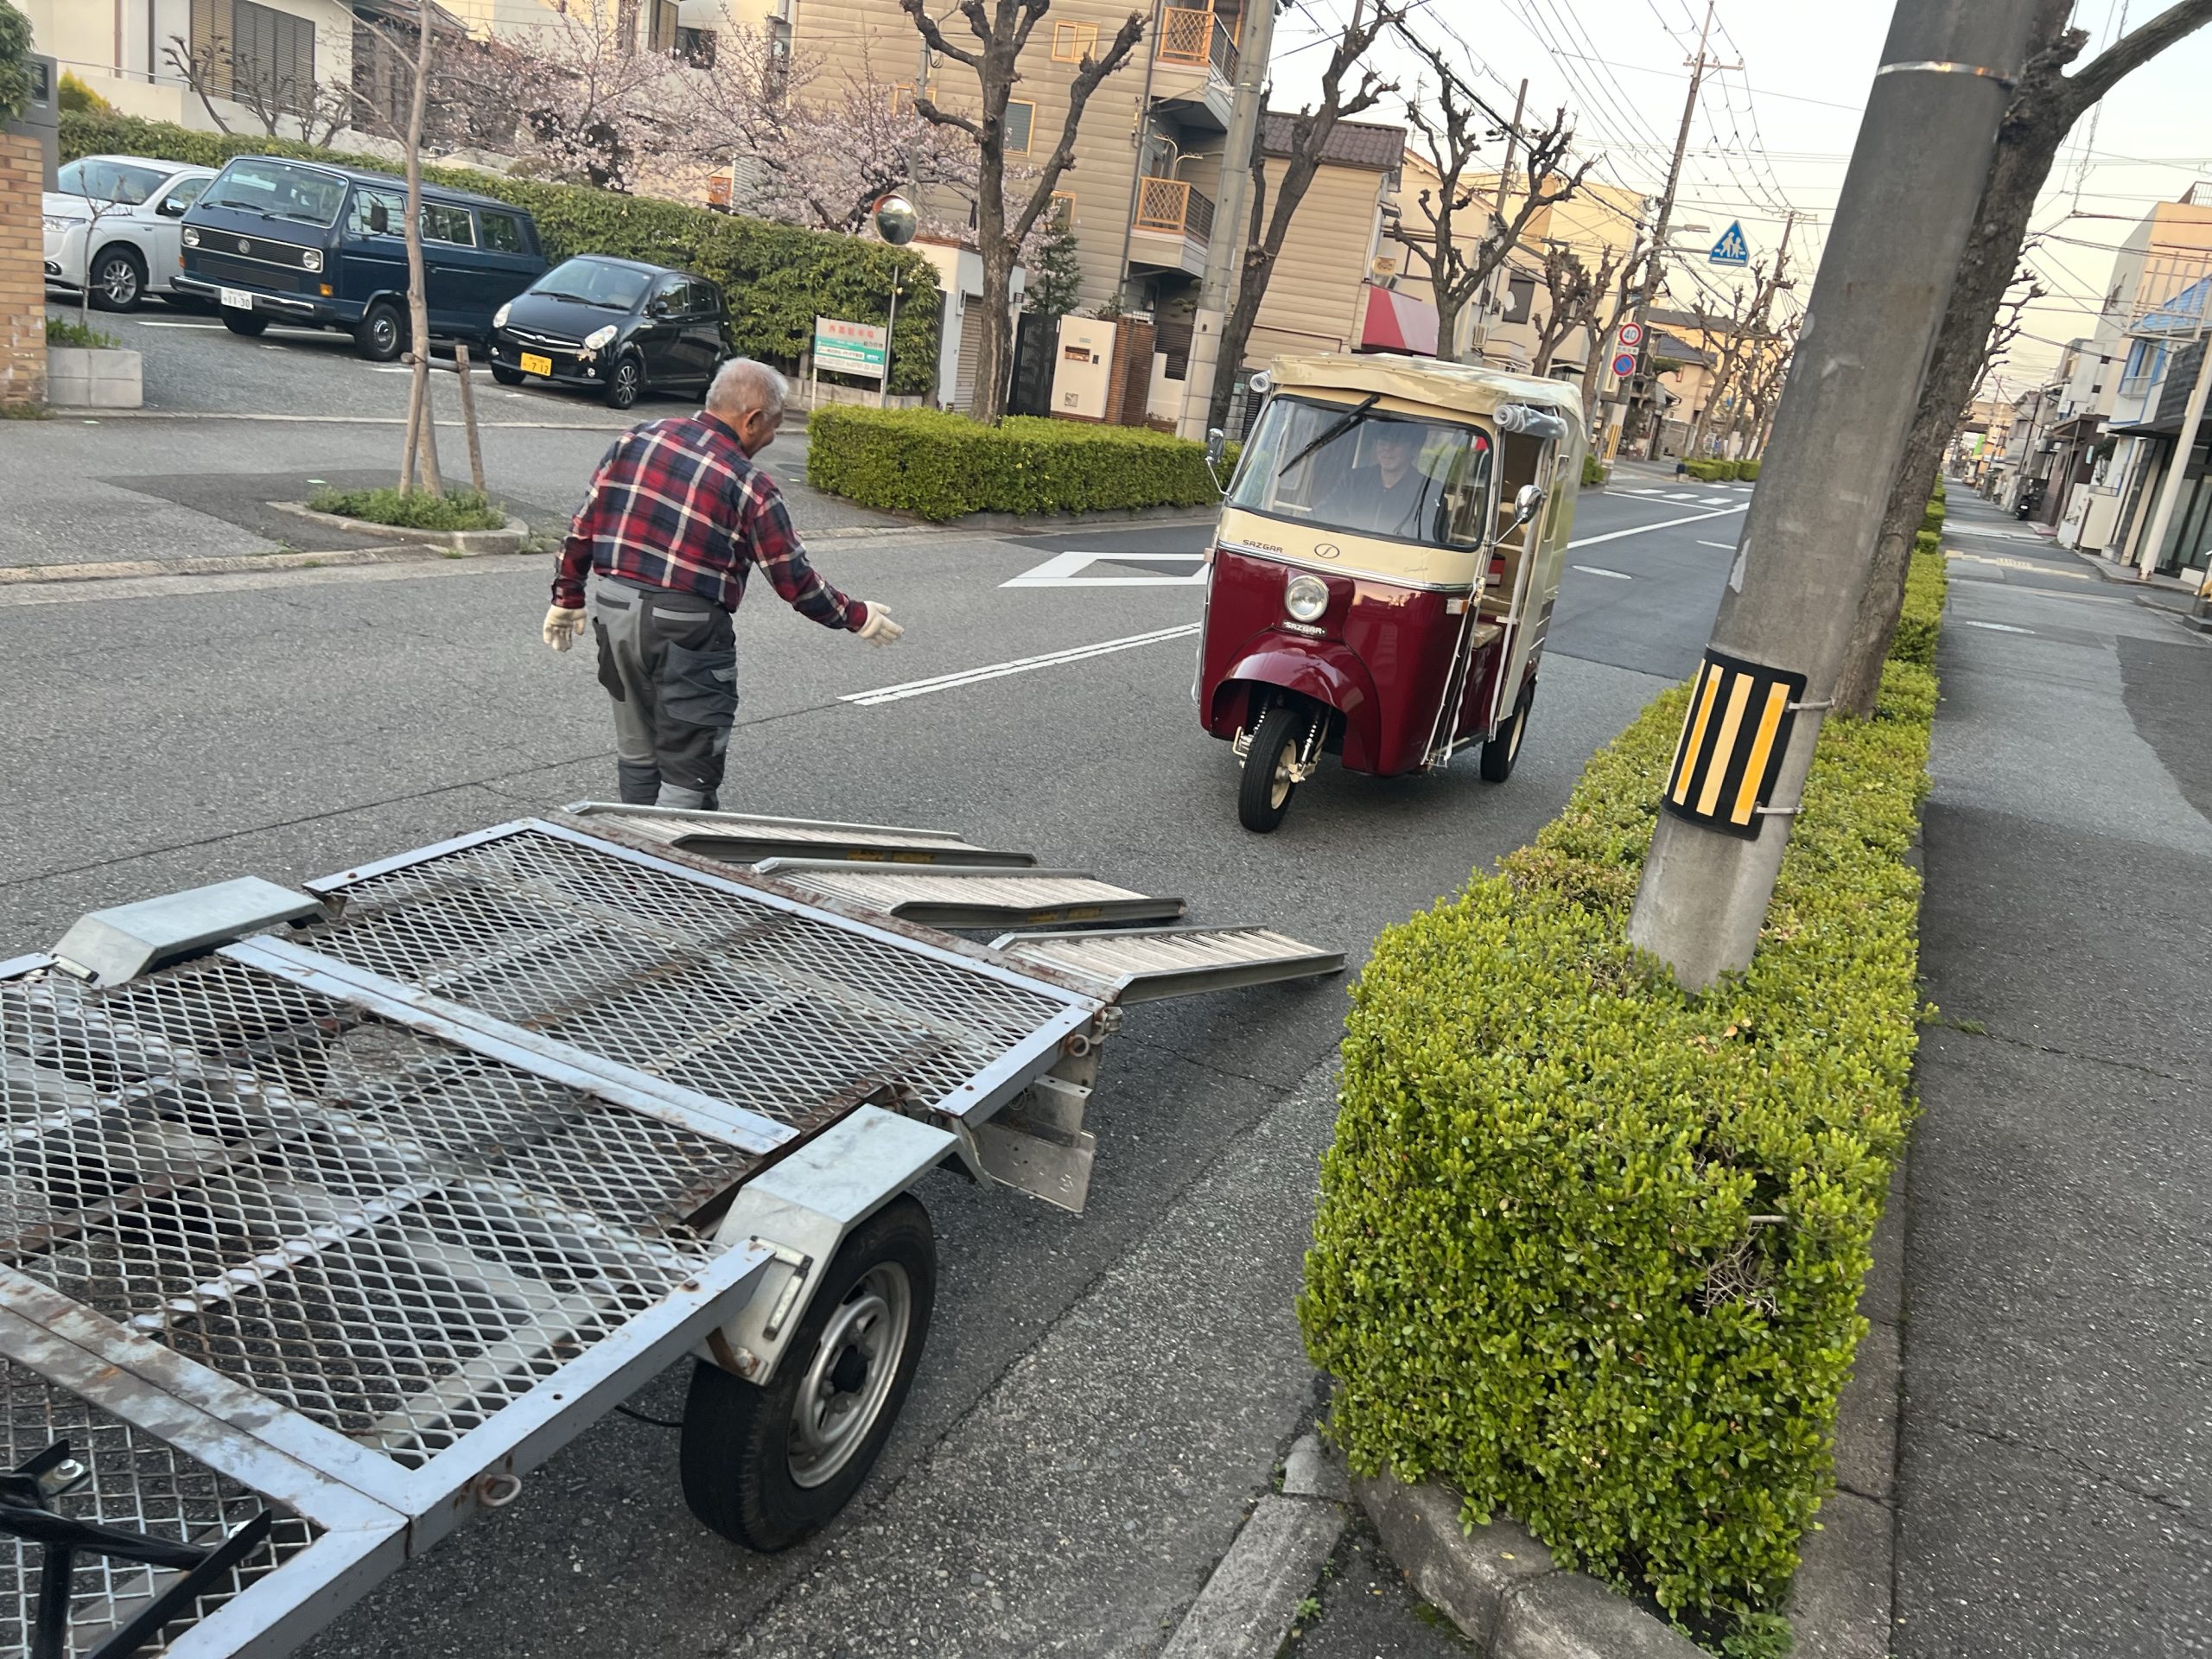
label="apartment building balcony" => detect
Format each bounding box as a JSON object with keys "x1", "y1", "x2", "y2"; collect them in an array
[
  {"x1": 1152, "y1": 6, "x2": 1238, "y2": 130},
  {"x1": 1128, "y1": 178, "x2": 1216, "y2": 278}
]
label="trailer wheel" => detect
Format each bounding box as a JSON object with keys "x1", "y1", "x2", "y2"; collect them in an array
[
  {"x1": 1238, "y1": 704, "x2": 1303, "y2": 833},
  {"x1": 1480, "y1": 681, "x2": 1534, "y2": 783},
  {"x1": 680, "y1": 1195, "x2": 935, "y2": 1552}
]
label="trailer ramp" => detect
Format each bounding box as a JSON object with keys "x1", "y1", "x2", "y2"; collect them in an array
[
  {"x1": 750, "y1": 862, "x2": 1186, "y2": 931},
  {"x1": 560, "y1": 804, "x2": 1034, "y2": 868}
]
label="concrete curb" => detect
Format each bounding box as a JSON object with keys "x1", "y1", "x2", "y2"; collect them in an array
[
  {"x1": 1158, "y1": 1432, "x2": 1349, "y2": 1659},
  {"x1": 267, "y1": 501, "x2": 533, "y2": 554},
  {"x1": 0, "y1": 545, "x2": 483, "y2": 587},
  {"x1": 1354, "y1": 1473, "x2": 1705, "y2": 1658}
]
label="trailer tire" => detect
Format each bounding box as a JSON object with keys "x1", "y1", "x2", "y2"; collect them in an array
[
  {"x1": 680, "y1": 1195, "x2": 935, "y2": 1552},
  {"x1": 1238, "y1": 704, "x2": 1303, "y2": 833},
  {"x1": 1480, "y1": 680, "x2": 1534, "y2": 783}
]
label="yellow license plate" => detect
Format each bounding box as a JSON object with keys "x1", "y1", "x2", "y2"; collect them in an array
[{"x1": 520, "y1": 353, "x2": 552, "y2": 376}]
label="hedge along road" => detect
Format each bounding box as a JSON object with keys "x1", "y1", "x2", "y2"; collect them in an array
[{"x1": 0, "y1": 483, "x2": 1744, "y2": 1657}]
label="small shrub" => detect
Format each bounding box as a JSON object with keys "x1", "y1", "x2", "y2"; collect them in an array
[
  {"x1": 0, "y1": 0, "x2": 30, "y2": 123},
  {"x1": 308, "y1": 486, "x2": 508, "y2": 531},
  {"x1": 1581, "y1": 454, "x2": 1611, "y2": 488},
  {"x1": 1888, "y1": 546, "x2": 1948, "y2": 667},
  {"x1": 1301, "y1": 500, "x2": 1947, "y2": 1621},
  {"x1": 46, "y1": 317, "x2": 120, "y2": 350},
  {"x1": 1737, "y1": 459, "x2": 1761, "y2": 481},
  {"x1": 58, "y1": 69, "x2": 115, "y2": 114},
  {"x1": 807, "y1": 405, "x2": 1222, "y2": 520}
]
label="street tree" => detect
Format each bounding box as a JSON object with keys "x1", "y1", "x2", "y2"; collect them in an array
[
  {"x1": 1832, "y1": 0, "x2": 2212, "y2": 715},
  {"x1": 1577, "y1": 234, "x2": 1648, "y2": 418},
  {"x1": 1732, "y1": 312, "x2": 1799, "y2": 458},
  {"x1": 397, "y1": 2, "x2": 443, "y2": 498},
  {"x1": 1684, "y1": 250, "x2": 1793, "y2": 459},
  {"x1": 164, "y1": 33, "x2": 351, "y2": 143},
  {"x1": 899, "y1": 0, "x2": 1145, "y2": 425},
  {"x1": 1207, "y1": 3, "x2": 1403, "y2": 426},
  {"x1": 501, "y1": 3, "x2": 675, "y2": 191},
  {"x1": 1529, "y1": 239, "x2": 1623, "y2": 378},
  {"x1": 1392, "y1": 31, "x2": 1592, "y2": 368},
  {"x1": 1025, "y1": 214, "x2": 1085, "y2": 321}
]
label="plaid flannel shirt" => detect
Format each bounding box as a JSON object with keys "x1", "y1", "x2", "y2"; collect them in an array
[{"x1": 552, "y1": 412, "x2": 865, "y2": 631}]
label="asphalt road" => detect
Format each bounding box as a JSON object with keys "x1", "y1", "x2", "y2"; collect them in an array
[{"x1": 0, "y1": 429, "x2": 1748, "y2": 1655}]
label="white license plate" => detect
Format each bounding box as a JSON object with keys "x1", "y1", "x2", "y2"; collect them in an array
[{"x1": 219, "y1": 287, "x2": 253, "y2": 310}]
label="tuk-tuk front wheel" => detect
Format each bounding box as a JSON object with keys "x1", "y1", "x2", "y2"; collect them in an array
[
  {"x1": 1480, "y1": 682, "x2": 1535, "y2": 783},
  {"x1": 680, "y1": 1195, "x2": 935, "y2": 1552},
  {"x1": 1238, "y1": 704, "x2": 1305, "y2": 833}
]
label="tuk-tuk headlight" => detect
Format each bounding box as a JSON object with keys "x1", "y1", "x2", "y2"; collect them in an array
[{"x1": 1284, "y1": 574, "x2": 1329, "y2": 622}]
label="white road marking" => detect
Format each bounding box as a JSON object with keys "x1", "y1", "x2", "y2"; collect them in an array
[
  {"x1": 1665, "y1": 491, "x2": 1702, "y2": 500},
  {"x1": 130, "y1": 319, "x2": 223, "y2": 329},
  {"x1": 1698, "y1": 496, "x2": 1736, "y2": 505},
  {"x1": 1002, "y1": 550, "x2": 1209, "y2": 588},
  {"x1": 1569, "y1": 501, "x2": 1748, "y2": 550},
  {"x1": 1697, "y1": 539, "x2": 1737, "y2": 549},
  {"x1": 1626, "y1": 487, "x2": 1669, "y2": 496},
  {"x1": 1958, "y1": 619, "x2": 2037, "y2": 634},
  {"x1": 842, "y1": 624, "x2": 1200, "y2": 706},
  {"x1": 1573, "y1": 565, "x2": 1633, "y2": 581},
  {"x1": 1945, "y1": 550, "x2": 2091, "y2": 581}
]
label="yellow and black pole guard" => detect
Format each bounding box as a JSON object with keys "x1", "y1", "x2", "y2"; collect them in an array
[{"x1": 1662, "y1": 649, "x2": 1811, "y2": 839}]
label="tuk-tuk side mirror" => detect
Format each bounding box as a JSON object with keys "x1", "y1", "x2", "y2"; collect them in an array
[
  {"x1": 1512, "y1": 483, "x2": 1546, "y2": 528},
  {"x1": 1205, "y1": 426, "x2": 1229, "y2": 494}
]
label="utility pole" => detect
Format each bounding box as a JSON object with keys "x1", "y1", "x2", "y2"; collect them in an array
[
  {"x1": 1179, "y1": 0, "x2": 1280, "y2": 439},
  {"x1": 1624, "y1": 0, "x2": 2050, "y2": 991},
  {"x1": 1605, "y1": 0, "x2": 1724, "y2": 461},
  {"x1": 1462, "y1": 77, "x2": 1528, "y2": 365}
]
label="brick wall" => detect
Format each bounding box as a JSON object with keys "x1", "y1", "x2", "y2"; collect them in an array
[{"x1": 0, "y1": 131, "x2": 46, "y2": 409}]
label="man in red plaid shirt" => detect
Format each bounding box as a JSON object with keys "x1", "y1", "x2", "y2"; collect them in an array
[{"x1": 543, "y1": 359, "x2": 901, "y2": 810}]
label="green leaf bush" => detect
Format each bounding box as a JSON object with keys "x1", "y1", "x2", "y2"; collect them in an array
[
  {"x1": 1737, "y1": 459, "x2": 1761, "y2": 481},
  {"x1": 59, "y1": 112, "x2": 941, "y2": 395},
  {"x1": 1301, "y1": 538, "x2": 1947, "y2": 1624},
  {"x1": 308, "y1": 486, "x2": 507, "y2": 531},
  {"x1": 1581, "y1": 454, "x2": 1611, "y2": 488},
  {"x1": 806, "y1": 405, "x2": 1225, "y2": 520}
]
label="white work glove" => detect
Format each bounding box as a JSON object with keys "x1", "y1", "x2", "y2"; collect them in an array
[
  {"x1": 543, "y1": 604, "x2": 588, "y2": 652},
  {"x1": 855, "y1": 603, "x2": 904, "y2": 646}
]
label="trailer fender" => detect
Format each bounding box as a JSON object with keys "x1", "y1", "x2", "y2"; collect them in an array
[
  {"x1": 1213, "y1": 642, "x2": 1381, "y2": 771},
  {"x1": 704, "y1": 1106, "x2": 956, "y2": 1386}
]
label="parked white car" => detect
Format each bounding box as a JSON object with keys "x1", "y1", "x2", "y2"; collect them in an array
[{"x1": 44, "y1": 155, "x2": 219, "y2": 312}]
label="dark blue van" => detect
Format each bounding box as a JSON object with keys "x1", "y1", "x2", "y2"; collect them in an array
[{"x1": 175, "y1": 155, "x2": 548, "y2": 360}]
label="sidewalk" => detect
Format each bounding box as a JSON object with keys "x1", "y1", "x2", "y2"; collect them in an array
[{"x1": 1895, "y1": 495, "x2": 2212, "y2": 1655}]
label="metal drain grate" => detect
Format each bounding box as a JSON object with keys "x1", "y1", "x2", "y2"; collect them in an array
[
  {"x1": 0, "y1": 1354, "x2": 321, "y2": 1656},
  {"x1": 297, "y1": 823, "x2": 1096, "y2": 1129},
  {"x1": 0, "y1": 957, "x2": 752, "y2": 1470}
]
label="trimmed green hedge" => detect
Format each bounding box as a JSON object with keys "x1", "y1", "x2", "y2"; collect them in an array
[
  {"x1": 1891, "y1": 542, "x2": 1948, "y2": 667},
  {"x1": 1301, "y1": 543, "x2": 1947, "y2": 1622},
  {"x1": 806, "y1": 405, "x2": 1224, "y2": 520},
  {"x1": 1737, "y1": 459, "x2": 1761, "y2": 481},
  {"x1": 59, "y1": 111, "x2": 941, "y2": 395},
  {"x1": 1581, "y1": 455, "x2": 1611, "y2": 488}
]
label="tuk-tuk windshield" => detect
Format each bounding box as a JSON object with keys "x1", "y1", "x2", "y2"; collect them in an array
[{"x1": 1229, "y1": 396, "x2": 1493, "y2": 549}]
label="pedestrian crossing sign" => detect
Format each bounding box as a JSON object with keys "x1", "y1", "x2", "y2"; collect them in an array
[{"x1": 1709, "y1": 222, "x2": 1751, "y2": 266}]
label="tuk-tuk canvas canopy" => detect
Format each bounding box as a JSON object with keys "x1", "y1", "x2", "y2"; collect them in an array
[{"x1": 1266, "y1": 353, "x2": 1586, "y2": 423}]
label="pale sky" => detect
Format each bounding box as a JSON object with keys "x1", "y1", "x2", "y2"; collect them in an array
[{"x1": 1265, "y1": 0, "x2": 2212, "y2": 397}]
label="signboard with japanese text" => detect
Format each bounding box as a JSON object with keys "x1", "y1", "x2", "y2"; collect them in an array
[{"x1": 813, "y1": 316, "x2": 889, "y2": 379}]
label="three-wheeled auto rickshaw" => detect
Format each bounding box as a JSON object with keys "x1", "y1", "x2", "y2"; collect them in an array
[{"x1": 1196, "y1": 353, "x2": 1586, "y2": 831}]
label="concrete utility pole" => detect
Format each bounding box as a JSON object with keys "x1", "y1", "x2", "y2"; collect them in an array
[
  {"x1": 1604, "y1": 0, "x2": 1723, "y2": 461},
  {"x1": 1178, "y1": 0, "x2": 1280, "y2": 439},
  {"x1": 1625, "y1": 0, "x2": 2050, "y2": 991}
]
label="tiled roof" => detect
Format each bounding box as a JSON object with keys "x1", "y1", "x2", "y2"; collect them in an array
[{"x1": 1260, "y1": 112, "x2": 1407, "y2": 173}]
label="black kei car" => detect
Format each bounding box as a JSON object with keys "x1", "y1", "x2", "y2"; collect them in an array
[{"x1": 488, "y1": 256, "x2": 729, "y2": 409}]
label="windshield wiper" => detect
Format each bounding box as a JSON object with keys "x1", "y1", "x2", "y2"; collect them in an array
[{"x1": 1281, "y1": 393, "x2": 1382, "y2": 475}]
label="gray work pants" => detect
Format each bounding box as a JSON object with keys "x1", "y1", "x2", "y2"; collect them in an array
[{"x1": 586, "y1": 575, "x2": 738, "y2": 810}]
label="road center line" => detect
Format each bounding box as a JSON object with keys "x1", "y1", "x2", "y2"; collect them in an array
[
  {"x1": 1569, "y1": 502, "x2": 1748, "y2": 550},
  {"x1": 842, "y1": 624, "x2": 1200, "y2": 707}
]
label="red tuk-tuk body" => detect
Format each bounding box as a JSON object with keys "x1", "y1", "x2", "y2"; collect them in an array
[{"x1": 1196, "y1": 354, "x2": 1586, "y2": 831}]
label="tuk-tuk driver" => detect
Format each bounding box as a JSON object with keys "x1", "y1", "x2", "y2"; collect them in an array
[
  {"x1": 540, "y1": 357, "x2": 903, "y2": 811},
  {"x1": 1316, "y1": 422, "x2": 1436, "y2": 541}
]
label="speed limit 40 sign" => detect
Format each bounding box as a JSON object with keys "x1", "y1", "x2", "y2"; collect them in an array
[{"x1": 1617, "y1": 321, "x2": 1645, "y2": 350}]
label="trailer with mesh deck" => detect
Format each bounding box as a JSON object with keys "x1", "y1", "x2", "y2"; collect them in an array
[{"x1": 0, "y1": 809, "x2": 1339, "y2": 1657}]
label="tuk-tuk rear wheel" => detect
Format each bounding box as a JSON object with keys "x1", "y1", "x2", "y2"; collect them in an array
[
  {"x1": 1480, "y1": 682, "x2": 1534, "y2": 783},
  {"x1": 1238, "y1": 704, "x2": 1302, "y2": 833}
]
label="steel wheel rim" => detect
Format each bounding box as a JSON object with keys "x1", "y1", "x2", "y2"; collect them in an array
[
  {"x1": 788, "y1": 1263, "x2": 910, "y2": 1490},
  {"x1": 371, "y1": 315, "x2": 397, "y2": 353},
  {"x1": 1268, "y1": 735, "x2": 1294, "y2": 810},
  {"x1": 614, "y1": 360, "x2": 639, "y2": 398},
  {"x1": 99, "y1": 257, "x2": 137, "y2": 305}
]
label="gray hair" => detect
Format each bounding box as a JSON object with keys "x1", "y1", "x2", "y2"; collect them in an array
[{"x1": 709, "y1": 356, "x2": 788, "y2": 422}]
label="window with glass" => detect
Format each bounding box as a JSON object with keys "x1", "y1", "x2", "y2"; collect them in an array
[
  {"x1": 1228, "y1": 396, "x2": 1495, "y2": 548},
  {"x1": 530, "y1": 257, "x2": 653, "y2": 310},
  {"x1": 55, "y1": 159, "x2": 169, "y2": 206},
  {"x1": 208, "y1": 158, "x2": 348, "y2": 226},
  {"x1": 1003, "y1": 99, "x2": 1036, "y2": 155},
  {"x1": 1052, "y1": 20, "x2": 1099, "y2": 60},
  {"x1": 478, "y1": 210, "x2": 528, "y2": 253},
  {"x1": 344, "y1": 185, "x2": 404, "y2": 238},
  {"x1": 420, "y1": 202, "x2": 477, "y2": 246}
]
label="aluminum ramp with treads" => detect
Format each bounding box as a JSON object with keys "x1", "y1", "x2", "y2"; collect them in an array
[
  {"x1": 988, "y1": 925, "x2": 1346, "y2": 1004},
  {"x1": 559, "y1": 804, "x2": 1036, "y2": 868},
  {"x1": 750, "y1": 861, "x2": 1187, "y2": 931}
]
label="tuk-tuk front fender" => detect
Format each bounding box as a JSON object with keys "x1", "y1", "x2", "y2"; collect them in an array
[{"x1": 1212, "y1": 642, "x2": 1381, "y2": 772}]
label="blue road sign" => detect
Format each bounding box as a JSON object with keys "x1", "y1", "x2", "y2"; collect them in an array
[{"x1": 1710, "y1": 221, "x2": 1751, "y2": 266}]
